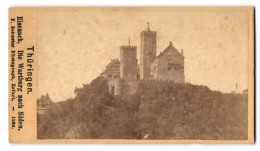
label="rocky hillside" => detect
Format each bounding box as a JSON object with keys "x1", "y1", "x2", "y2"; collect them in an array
[{"x1": 37, "y1": 77, "x2": 248, "y2": 140}]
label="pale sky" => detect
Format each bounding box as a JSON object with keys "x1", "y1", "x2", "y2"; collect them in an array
[{"x1": 37, "y1": 10, "x2": 249, "y2": 102}]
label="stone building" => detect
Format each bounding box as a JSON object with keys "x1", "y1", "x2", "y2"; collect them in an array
[
  {"x1": 107, "y1": 43, "x2": 139, "y2": 95},
  {"x1": 102, "y1": 23, "x2": 185, "y2": 95},
  {"x1": 150, "y1": 41, "x2": 185, "y2": 83},
  {"x1": 120, "y1": 45, "x2": 138, "y2": 80},
  {"x1": 140, "y1": 23, "x2": 157, "y2": 80}
]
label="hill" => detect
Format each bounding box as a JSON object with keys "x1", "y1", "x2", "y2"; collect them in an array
[{"x1": 37, "y1": 77, "x2": 248, "y2": 140}]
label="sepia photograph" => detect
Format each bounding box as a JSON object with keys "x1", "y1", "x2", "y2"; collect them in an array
[{"x1": 35, "y1": 8, "x2": 252, "y2": 141}]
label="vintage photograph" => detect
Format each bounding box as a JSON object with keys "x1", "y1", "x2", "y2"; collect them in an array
[{"x1": 36, "y1": 9, "x2": 250, "y2": 140}]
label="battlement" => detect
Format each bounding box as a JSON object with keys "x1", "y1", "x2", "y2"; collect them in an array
[
  {"x1": 120, "y1": 46, "x2": 137, "y2": 50},
  {"x1": 138, "y1": 78, "x2": 184, "y2": 84},
  {"x1": 140, "y1": 31, "x2": 157, "y2": 36}
]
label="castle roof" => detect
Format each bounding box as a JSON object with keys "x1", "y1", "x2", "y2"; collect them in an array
[
  {"x1": 156, "y1": 41, "x2": 184, "y2": 60},
  {"x1": 140, "y1": 30, "x2": 156, "y2": 35},
  {"x1": 101, "y1": 59, "x2": 120, "y2": 75}
]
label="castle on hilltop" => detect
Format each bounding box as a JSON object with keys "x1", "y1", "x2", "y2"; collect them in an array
[{"x1": 100, "y1": 23, "x2": 185, "y2": 95}]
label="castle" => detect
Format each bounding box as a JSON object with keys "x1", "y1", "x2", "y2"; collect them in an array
[{"x1": 100, "y1": 23, "x2": 185, "y2": 95}]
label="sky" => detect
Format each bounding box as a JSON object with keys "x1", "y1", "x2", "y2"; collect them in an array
[{"x1": 37, "y1": 9, "x2": 249, "y2": 102}]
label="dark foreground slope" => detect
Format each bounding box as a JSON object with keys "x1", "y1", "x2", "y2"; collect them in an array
[{"x1": 37, "y1": 77, "x2": 248, "y2": 140}]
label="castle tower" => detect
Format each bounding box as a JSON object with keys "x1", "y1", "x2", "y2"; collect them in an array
[
  {"x1": 120, "y1": 41, "x2": 137, "y2": 80},
  {"x1": 140, "y1": 22, "x2": 157, "y2": 79}
]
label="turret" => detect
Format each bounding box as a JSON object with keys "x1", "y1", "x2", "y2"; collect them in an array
[
  {"x1": 120, "y1": 37, "x2": 137, "y2": 80},
  {"x1": 140, "y1": 22, "x2": 157, "y2": 79}
]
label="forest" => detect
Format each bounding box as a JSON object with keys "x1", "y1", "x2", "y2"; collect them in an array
[{"x1": 37, "y1": 77, "x2": 248, "y2": 140}]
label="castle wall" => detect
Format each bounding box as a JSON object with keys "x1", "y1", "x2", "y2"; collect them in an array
[
  {"x1": 108, "y1": 79, "x2": 139, "y2": 95},
  {"x1": 157, "y1": 57, "x2": 184, "y2": 83},
  {"x1": 126, "y1": 80, "x2": 139, "y2": 94},
  {"x1": 140, "y1": 31, "x2": 156, "y2": 79},
  {"x1": 120, "y1": 46, "x2": 137, "y2": 80},
  {"x1": 108, "y1": 79, "x2": 120, "y2": 95}
]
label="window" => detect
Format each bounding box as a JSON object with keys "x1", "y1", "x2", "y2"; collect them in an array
[
  {"x1": 168, "y1": 62, "x2": 183, "y2": 70},
  {"x1": 168, "y1": 62, "x2": 172, "y2": 70}
]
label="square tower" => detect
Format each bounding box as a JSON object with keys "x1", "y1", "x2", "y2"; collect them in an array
[
  {"x1": 120, "y1": 45, "x2": 137, "y2": 80},
  {"x1": 140, "y1": 23, "x2": 157, "y2": 79}
]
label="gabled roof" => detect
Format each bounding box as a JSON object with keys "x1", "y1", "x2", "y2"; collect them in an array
[
  {"x1": 37, "y1": 93, "x2": 53, "y2": 106},
  {"x1": 157, "y1": 41, "x2": 184, "y2": 59},
  {"x1": 101, "y1": 59, "x2": 120, "y2": 75}
]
